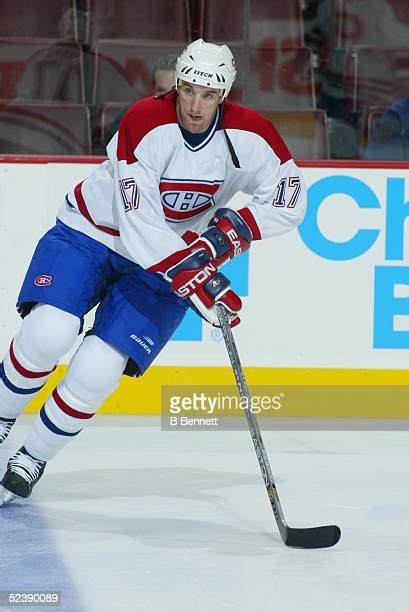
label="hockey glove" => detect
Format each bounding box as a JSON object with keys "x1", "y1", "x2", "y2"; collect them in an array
[
  {"x1": 186, "y1": 208, "x2": 253, "y2": 267},
  {"x1": 187, "y1": 270, "x2": 242, "y2": 328},
  {"x1": 151, "y1": 247, "x2": 242, "y2": 327}
]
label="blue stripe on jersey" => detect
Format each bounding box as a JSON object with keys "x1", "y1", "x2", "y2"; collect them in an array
[
  {"x1": 0, "y1": 362, "x2": 43, "y2": 395},
  {"x1": 65, "y1": 195, "x2": 75, "y2": 209},
  {"x1": 179, "y1": 108, "x2": 219, "y2": 152},
  {"x1": 160, "y1": 177, "x2": 223, "y2": 184},
  {"x1": 184, "y1": 137, "x2": 216, "y2": 153},
  {"x1": 40, "y1": 406, "x2": 81, "y2": 437}
]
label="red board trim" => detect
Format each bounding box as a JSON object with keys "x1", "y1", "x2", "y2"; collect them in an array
[
  {"x1": 0, "y1": 155, "x2": 409, "y2": 170},
  {"x1": 0, "y1": 155, "x2": 107, "y2": 164}
]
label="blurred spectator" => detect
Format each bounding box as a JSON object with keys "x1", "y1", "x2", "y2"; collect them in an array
[
  {"x1": 13, "y1": 42, "x2": 84, "y2": 103},
  {"x1": 364, "y1": 97, "x2": 409, "y2": 160},
  {"x1": 13, "y1": 8, "x2": 87, "y2": 103},
  {"x1": 152, "y1": 55, "x2": 178, "y2": 96},
  {"x1": 96, "y1": 54, "x2": 177, "y2": 153},
  {"x1": 55, "y1": 6, "x2": 79, "y2": 40},
  {"x1": 303, "y1": 1, "x2": 359, "y2": 159}
]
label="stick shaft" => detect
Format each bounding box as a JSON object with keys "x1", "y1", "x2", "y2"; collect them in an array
[{"x1": 216, "y1": 305, "x2": 288, "y2": 539}]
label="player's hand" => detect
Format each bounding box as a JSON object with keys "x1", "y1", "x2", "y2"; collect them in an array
[
  {"x1": 188, "y1": 270, "x2": 242, "y2": 328},
  {"x1": 182, "y1": 208, "x2": 252, "y2": 267},
  {"x1": 151, "y1": 247, "x2": 242, "y2": 327},
  {"x1": 167, "y1": 249, "x2": 242, "y2": 327}
]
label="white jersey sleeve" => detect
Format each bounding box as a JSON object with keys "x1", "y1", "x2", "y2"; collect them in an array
[
  {"x1": 221, "y1": 105, "x2": 307, "y2": 241},
  {"x1": 244, "y1": 154, "x2": 306, "y2": 238}
]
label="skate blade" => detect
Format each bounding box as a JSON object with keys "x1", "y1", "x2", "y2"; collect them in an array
[{"x1": 0, "y1": 485, "x2": 21, "y2": 507}]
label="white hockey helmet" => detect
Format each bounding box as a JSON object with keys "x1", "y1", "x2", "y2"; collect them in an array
[{"x1": 176, "y1": 39, "x2": 237, "y2": 100}]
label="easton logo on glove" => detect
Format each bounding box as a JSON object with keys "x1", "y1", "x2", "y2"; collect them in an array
[
  {"x1": 149, "y1": 244, "x2": 242, "y2": 328},
  {"x1": 174, "y1": 260, "x2": 217, "y2": 298},
  {"x1": 165, "y1": 250, "x2": 217, "y2": 299},
  {"x1": 224, "y1": 227, "x2": 242, "y2": 257},
  {"x1": 182, "y1": 208, "x2": 253, "y2": 267}
]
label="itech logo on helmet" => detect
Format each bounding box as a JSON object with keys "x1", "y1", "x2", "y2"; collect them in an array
[
  {"x1": 34, "y1": 274, "x2": 53, "y2": 287},
  {"x1": 194, "y1": 70, "x2": 213, "y2": 77}
]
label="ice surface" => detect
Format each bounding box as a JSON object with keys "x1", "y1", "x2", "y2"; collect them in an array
[{"x1": 0, "y1": 415, "x2": 408, "y2": 612}]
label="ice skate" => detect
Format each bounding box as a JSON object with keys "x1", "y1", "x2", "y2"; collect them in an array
[
  {"x1": 0, "y1": 417, "x2": 16, "y2": 444},
  {"x1": 0, "y1": 446, "x2": 46, "y2": 505}
]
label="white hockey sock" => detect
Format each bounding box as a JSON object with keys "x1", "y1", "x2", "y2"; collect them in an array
[
  {"x1": 24, "y1": 335, "x2": 128, "y2": 461},
  {"x1": 0, "y1": 305, "x2": 80, "y2": 420},
  {"x1": 0, "y1": 339, "x2": 54, "y2": 419}
]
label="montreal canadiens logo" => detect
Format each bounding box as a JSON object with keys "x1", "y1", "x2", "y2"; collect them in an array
[
  {"x1": 160, "y1": 179, "x2": 223, "y2": 222},
  {"x1": 34, "y1": 274, "x2": 53, "y2": 287}
]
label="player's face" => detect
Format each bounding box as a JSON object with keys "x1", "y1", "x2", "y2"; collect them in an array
[
  {"x1": 153, "y1": 70, "x2": 175, "y2": 96},
  {"x1": 176, "y1": 82, "x2": 221, "y2": 133}
]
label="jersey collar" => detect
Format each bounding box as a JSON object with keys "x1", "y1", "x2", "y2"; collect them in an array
[{"x1": 178, "y1": 107, "x2": 220, "y2": 152}]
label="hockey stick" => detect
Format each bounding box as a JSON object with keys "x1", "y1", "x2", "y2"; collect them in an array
[{"x1": 216, "y1": 304, "x2": 341, "y2": 549}]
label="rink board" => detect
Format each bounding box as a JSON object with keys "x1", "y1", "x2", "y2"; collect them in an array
[
  {"x1": 0, "y1": 157, "x2": 409, "y2": 418},
  {"x1": 21, "y1": 364, "x2": 409, "y2": 418}
]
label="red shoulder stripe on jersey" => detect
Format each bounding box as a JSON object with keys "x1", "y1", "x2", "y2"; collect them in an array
[
  {"x1": 9, "y1": 341, "x2": 55, "y2": 378},
  {"x1": 221, "y1": 102, "x2": 292, "y2": 165},
  {"x1": 74, "y1": 182, "x2": 120, "y2": 237},
  {"x1": 117, "y1": 94, "x2": 178, "y2": 165},
  {"x1": 52, "y1": 388, "x2": 94, "y2": 419},
  {"x1": 238, "y1": 207, "x2": 262, "y2": 241}
]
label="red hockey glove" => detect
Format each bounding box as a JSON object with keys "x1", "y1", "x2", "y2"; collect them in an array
[
  {"x1": 150, "y1": 247, "x2": 242, "y2": 327},
  {"x1": 188, "y1": 208, "x2": 253, "y2": 267},
  {"x1": 188, "y1": 270, "x2": 242, "y2": 328}
]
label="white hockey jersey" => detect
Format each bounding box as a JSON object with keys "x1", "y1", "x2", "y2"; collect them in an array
[{"x1": 58, "y1": 93, "x2": 306, "y2": 270}]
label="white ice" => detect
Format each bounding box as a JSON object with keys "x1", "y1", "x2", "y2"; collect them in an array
[{"x1": 0, "y1": 415, "x2": 408, "y2": 612}]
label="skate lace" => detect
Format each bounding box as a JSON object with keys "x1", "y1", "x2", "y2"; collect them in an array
[
  {"x1": 9, "y1": 451, "x2": 44, "y2": 484},
  {"x1": 0, "y1": 419, "x2": 14, "y2": 442}
]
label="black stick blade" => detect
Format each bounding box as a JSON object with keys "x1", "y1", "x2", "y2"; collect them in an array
[{"x1": 284, "y1": 525, "x2": 341, "y2": 549}]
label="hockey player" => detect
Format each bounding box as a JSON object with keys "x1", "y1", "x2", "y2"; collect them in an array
[{"x1": 0, "y1": 39, "x2": 306, "y2": 504}]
